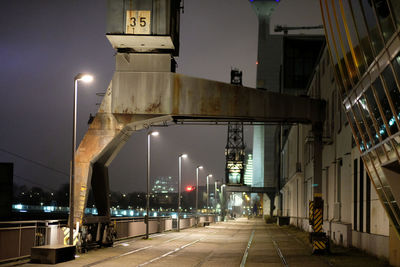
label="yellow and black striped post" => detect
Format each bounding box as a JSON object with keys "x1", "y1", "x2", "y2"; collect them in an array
[
  {"x1": 62, "y1": 227, "x2": 79, "y2": 245},
  {"x1": 309, "y1": 195, "x2": 328, "y2": 253}
]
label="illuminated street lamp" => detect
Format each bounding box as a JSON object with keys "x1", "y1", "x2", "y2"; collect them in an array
[
  {"x1": 145, "y1": 130, "x2": 159, "y2": 239},
  {"x1": 69, "y1": 73, "x2": 93, "y2": 246},
  {"x1": 206, "y1": 174, "x2": 212, "y2": 214},
  {"x1": 177, "y1": 154, "x2": 187, "y2": 232}
]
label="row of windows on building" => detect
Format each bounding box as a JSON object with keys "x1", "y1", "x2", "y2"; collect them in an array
[{"x1": 347, "y1": 53, "x2": 400, "y2": 156}]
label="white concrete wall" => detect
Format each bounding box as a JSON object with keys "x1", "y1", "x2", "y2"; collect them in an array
[{"x1": 279, "y1": 47, "x2": 390, "y2": 259}]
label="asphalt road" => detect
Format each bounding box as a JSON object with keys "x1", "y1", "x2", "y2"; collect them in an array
[{"x1": 23, "y1": 218, "x2": 329, "y2": 267}]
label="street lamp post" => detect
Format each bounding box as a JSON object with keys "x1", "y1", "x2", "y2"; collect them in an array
[
  {"x1": 145, "y1": 131, "x2": 159, "y2": 239},
  {"x1": 214, "y1": 180, "x2": 218, "y2": 214},
  {"x1": 206, "y1": 174, "x2": 212, "y2": 214},
  {"x1": 69, "y1": 73, "x2": 93, "y2": 246},
  {"x1": 195, "y1": 166, "x2": 203, "y2": 223},
  {"x1": 221, "y1": 184, "x2": 226, "y2": 219},
  {"x1": 178, "y1": 154, "x2": 187, "y2": 232},
  {"x1": 196, "y1": 166, "x2": 203, "y2": 215}
]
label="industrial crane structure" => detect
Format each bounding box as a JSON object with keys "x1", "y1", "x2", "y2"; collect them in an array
[{"x1": 70, "y1": 0, "x2": 325, "y2": 252}]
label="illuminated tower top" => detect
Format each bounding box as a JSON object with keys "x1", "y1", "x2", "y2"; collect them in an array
[{"x1": 250, "y1": 0, "x2": 280, "y2": 18}]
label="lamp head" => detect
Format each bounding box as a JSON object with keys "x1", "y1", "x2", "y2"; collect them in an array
[
  {"x1": 149, "y1": 131, "x2": 159, "y2": 136},
  {"x1": 198, "y1": 166, "x2": 203, "y2": 169},
  {"x1": 180, "y1": 154, "x2": 188, "y2": 159},
  {"x1": 75, "y1": 73, "x2": 93, "y2": 83}
]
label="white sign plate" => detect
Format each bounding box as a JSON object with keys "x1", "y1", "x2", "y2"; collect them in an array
[{"x1": 126, "y1": 10, "x2": 151, "y2": 35}]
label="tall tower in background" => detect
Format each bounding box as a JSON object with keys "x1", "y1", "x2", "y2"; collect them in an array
[
  {"x1": 250, "y1": 0, "x2": 281, "y2": 197},
  {"x1": 250, "y1": 0, "x2": 324, "y2": 216}
]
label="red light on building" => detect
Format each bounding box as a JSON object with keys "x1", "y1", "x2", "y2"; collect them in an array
[{"x1": 185, "y1": 186, "x2": 195, "y2": 192}]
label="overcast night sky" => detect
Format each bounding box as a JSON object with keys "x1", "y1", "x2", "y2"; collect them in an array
[{"x1": 0, "y1": 0, "x2": 321, "y2": 193}]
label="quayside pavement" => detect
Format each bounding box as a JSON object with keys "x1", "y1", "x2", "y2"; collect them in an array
[{"x1": 17, "y1": 218, "x2": 389, "y2": 267}]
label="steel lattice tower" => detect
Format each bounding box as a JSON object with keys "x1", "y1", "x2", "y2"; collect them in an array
[{"x1": 225, "y1": 70, "x2": 246, "y2": 185}]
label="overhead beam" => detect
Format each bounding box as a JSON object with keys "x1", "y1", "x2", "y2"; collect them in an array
[{"x1": 111, "y1": 72, "x2": 324, "y2": 124}]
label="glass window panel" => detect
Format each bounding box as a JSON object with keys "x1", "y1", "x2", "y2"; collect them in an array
[
  {"x1": 383, "y1": 201, "x2": 400, "y2": 229},
  {"x1": 333, "y1": 0, "x2": 359, "y2": 85},
  {"x1": 377, "y1": 169, "x2": 389, "y2": 187},
  {"x1": 341, "y1": 0, "x2": 367, "y2": 75},
  {"x1": 322, "y1": 1, "x2": 350, "y2": 96},
  {"x1": 347, "y1": 110, "x2": 366, "y2": 151},
  {"x1": 364, "y1": 87, "x2": 389, "y2": 140},
  {"x1": 388, "y1": 0, "x2": 400, "y2": 28},
  {"x1": 372, "y1": 0, "x2": 396, "y2": 42},
  {"x1": 358, "y1": 95, "x2": 380, "y2": 144},
  {"x1": 394, "y1": 135, "x2": 400, "y2": 145},
  {"x1": 372, "y1": 78, "x2": 398, "y2": 135},
  {"x1": 349, "y1": 0, "x2": 375, "y2": 65},
  {"x1": 385, "y1": 186, "x2": 396, "y2": 203},
  {"x1": 384, "y1": 139, "x2": 394, "y2": 154},
  {"x1": 353, "y1": 105, "x2": 372, "y2": 149},
  {"x1": 368, "y1": 151, "x2": 377, "y2": 165},
  {"x1": 382, "y1": 66, "x2": 400, "y2": 122},
  {"x1": 392, "y1": 54, "x2": 400, "y2": 86},
  {"x1": 375, "y1": 183, "x2": 383, "y2": 194},
  {"x1": 375, "y1": 146, "x2": 387, "y2": 162},
  {"x1": 389, "y1": 199, "x2": 400, "y2": 221},
  {"x1": 360, "y1": 0, "x2": 384, "y2": 54},
  {"x1": 393, "y1": 135, "x2": 400, "y2": 160},
  {"x1": 326, "y1": 0, "x2": 354, "y2": 90}
]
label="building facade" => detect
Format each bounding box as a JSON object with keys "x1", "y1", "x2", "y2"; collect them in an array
[
  {"x1": 151, "y1": 176, "x2": 177, "y2": 194},
  {"x1": 282, "y1": 1, "x2": 400, "y2": 264},
  {"x1": 281, "y1": 45, "x2": 390, "y2": 259},
  {"x1": 320, "y1": 0, "x2": 400, "y2": 264}
]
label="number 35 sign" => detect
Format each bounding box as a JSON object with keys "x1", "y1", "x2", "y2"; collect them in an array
[{"x1": 126, "y1": 10, "x2": 151, "y2": 35}]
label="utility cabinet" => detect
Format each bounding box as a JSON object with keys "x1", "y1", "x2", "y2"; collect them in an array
[{"x1": 106, "y1": 0, "x2": 181, "y2": 55}]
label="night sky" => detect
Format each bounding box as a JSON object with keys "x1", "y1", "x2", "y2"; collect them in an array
[{"x1": 0, "y1": 0, "x2": 321, "y2": 193}]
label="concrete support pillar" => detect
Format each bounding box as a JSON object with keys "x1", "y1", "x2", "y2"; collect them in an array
[
  {"x1": 312, "y1": 122, "x2": 323, "y2": 197},
  {"x1": 267, "y1": 192, "x2": 275, "y2": 218}
]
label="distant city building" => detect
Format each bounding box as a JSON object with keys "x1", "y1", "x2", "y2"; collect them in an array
[
  {"x1": 151, "y1": 176, "x2": 177, "y2": 193},
  {"x1": 244, "y1": 154, "x2": 253, "y2": 186}
]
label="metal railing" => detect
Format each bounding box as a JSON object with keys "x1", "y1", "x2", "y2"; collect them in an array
[
  {"x1": 0, "y1": 220, "x2": 66, "y2": 263},
  {"x1": 0, "y1": 215, "x2": 217, "y2": 263}
]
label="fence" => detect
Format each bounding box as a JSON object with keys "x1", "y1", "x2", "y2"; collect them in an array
[
  {"x1": 0, "y1": 215, "x2": 216, "y2": 262},
  {"x1": 0, "y1": 220, "x2": 65, "y2": 262}
]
